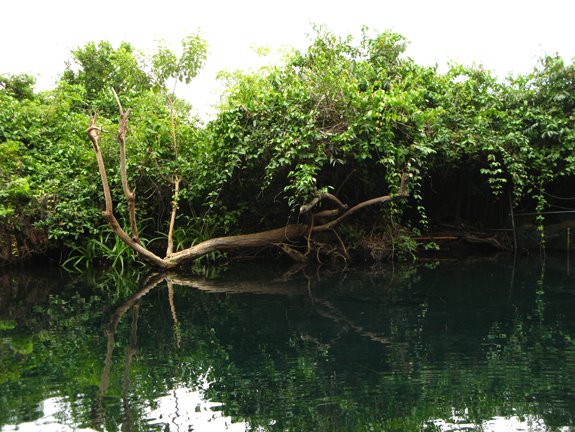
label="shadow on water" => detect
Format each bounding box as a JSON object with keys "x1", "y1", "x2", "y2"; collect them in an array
[{"x1": 1, "y1": 254, "x2": 575, "y2": 431}]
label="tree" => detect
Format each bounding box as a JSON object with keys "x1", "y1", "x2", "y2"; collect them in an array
[
  {"x1": 87, "y1": 108, "x2": 410, "y2": 268},
  {"x1": 81, "y1": 29, "x2": 416, "y2": 269},
  {"x1": 0, "y1": 74, "x2": 36, "y2": 101},
  {"x1": 62, "y1": 41, "x2": 151, "y2": 116}
]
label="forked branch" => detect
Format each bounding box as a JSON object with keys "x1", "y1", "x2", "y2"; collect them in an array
[
  {"x1": 312, "y1": 173, "x2": 411, "y2": 233},
  {"x1": 86, "y1": 116, "x2": 169, "y2": 268}
]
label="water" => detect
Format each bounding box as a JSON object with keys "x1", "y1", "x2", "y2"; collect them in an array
[{"x1": 1, "y1": 256, "x2": 574, "y2": 431}]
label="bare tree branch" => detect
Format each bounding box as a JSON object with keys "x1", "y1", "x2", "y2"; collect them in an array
[
  {"x1": 166, "y1": 175, "x2": 181, "y2": 256},
  {"x1": 166, "y1": 96, "x2": 181, "y2": 257},
  {"x1": 300, "y1": 192, "x2": 348, "y2": 215},
  {"x1": 112, "y1": 89, "x2": 139, "y2": 241},
  {"x1": 87, "y1": 117, "x2": 113, "y2": 217},
  {"x1": 165, "y1": 224, "x2": 309, "y2": 266},
  {"x1": 312, "y1": 173, "x2": 411, "y2": 233}
]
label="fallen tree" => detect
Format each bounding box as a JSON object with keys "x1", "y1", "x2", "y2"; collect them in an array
[{"x1": 86, "y1": 100, "x2": 410, "y2": 269}]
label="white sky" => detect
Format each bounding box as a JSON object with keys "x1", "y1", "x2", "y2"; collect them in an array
[{"x1": 2, "y1": 0, "x2": 574, "y2": 119}]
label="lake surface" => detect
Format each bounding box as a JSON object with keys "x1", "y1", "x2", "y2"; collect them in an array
[{"x1": 1, "y1": 255, "x2": 574, "y2": 431}]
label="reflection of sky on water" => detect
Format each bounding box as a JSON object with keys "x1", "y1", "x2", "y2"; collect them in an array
[
  {"x1": 146, "y1": 373, "x2": 252, "y2": 432},
  {"x1": 2, "y1": 397, "x2": 96, "y2": 432},
  {"x1": 3, "y1": 393, "x2": 573, "y2": 432},
  {"x1": 147, "y1": 386, "x2": 251, "y2": 431},
  {"x1": 1, "y1": 380, "x2": 251, "y2": 432},
  {"x1": 429, "y1": 410, "x2": 573, "y2": 431}
]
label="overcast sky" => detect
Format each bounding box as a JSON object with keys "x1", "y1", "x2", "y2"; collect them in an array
[{"x1": 2, "y1": 0, "x2": 574, "y2": 118}]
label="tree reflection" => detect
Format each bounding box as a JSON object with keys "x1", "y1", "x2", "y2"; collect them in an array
[
  {"x1": 1, "y1": 258, "x2": 575, "y2": 431},
  {"x1": 93, "y1": 273, "x2": 166, "y2": 431}
]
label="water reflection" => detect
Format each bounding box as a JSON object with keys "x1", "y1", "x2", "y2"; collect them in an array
[
  {"x1": 428, "y1": 412, "x2": 568, "y2": 431},
  {"x1": 1, "y1": 256, "x2": 574, "y2": 431},
  {"x1": 146, "y1": 384, "x2": 250, "y2": 431}
]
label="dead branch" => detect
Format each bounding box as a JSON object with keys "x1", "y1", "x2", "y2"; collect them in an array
[
  {"x1": 112, "y1": 89, "x2": 139, "y2": 241},
  {"x1": 414, "y1": 236, "x2": 459, "y2": 241},
  {"x1": 166, "y1": 176, "x2": 181, "y2": 256},
  {"x1": 165, "y1": 224, "x2": 309, "y2": 266},
  {"x1": 275, "y1": 243, "x2": 308, "y2": 262},
  {"x1": 313, "y1": 209, "x2": 343, "y2": 221},
  {"x1": 300, "y1": 191, "x2": 348, "y2": 214},
  {"x1": 165, "y1": 96, "x2": 181, "y2": 256},
  {"x1": 312, "y1": 173, "x2": 410, "y2": 233},
  {"x1": 87, "y1": 118, "x2": 113, "y2": 216},
  {"x1": 463, "y1": 234, "x2": 509, "y2": 250},
  {"x1": 332, "y1": 229, "x2": 349, "y2": 263}
]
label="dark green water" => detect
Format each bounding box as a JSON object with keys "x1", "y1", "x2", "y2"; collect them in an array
[{"x1": 1, "y1": 256, "x2": 574, "y2": 431}]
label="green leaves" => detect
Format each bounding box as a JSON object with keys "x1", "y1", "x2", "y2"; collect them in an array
[
  {"x1": 0, "y1": 74, "x2": 36, "y2": 101},
  {"x1": 151, "y1": 34, "x2": 208, "y2": 87},
  {"x1": 62, "y1": 34, "x2": 207, "y2": 116},
  {"x1": 285, "y1": 164, "x2": 321, "y2": 208},
  {"x1": 177, "y1": 34, "x2": 208, "y2": 83},
  {"x1": 63, "y1": 41, "x2": 151, "y2": 114},
  {"x1": 209, "y1": 28, "x2": 425, "y2": 218}
]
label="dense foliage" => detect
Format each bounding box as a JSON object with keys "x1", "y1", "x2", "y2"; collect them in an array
[
  {"x1": 0, "y1": 37, "x2": 209, "y2": 265},
  {"x1": 208, "y1": 28, "x2": 575, "y2": 241},
  {"x1": 1, "y1": 28, "x2": 574, "y2": 265}
]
